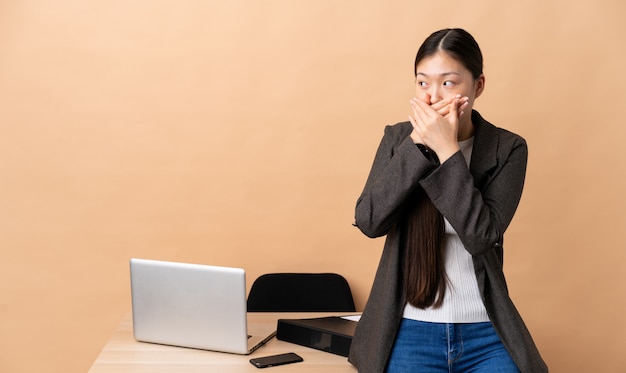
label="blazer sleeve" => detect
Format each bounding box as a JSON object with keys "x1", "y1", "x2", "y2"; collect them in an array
[
  {"x1": 420, "y1": 134, "x2": 528, "y2": 256},
  {"x1": 354, "y1": 123, "x2": 438, "y2": 238}
]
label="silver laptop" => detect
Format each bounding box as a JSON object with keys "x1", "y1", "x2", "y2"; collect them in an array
[{"x1": 130, "y1": 258, "x2": 276, "y2": 354}]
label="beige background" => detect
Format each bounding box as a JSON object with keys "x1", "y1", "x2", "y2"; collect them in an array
[{"x1": 1, "y1": 1, "x2": 625, "y2": 372}]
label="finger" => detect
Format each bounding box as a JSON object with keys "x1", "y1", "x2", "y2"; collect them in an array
[
  {"x1": 430, "y1": 94, "x2": 461, "y2": 113},
  {"x1": 448, "y1": 99, "x2": 461, "y2": 133},
  {"x1": 411, "y1": 100, "x2": 439, "y2": 137},
  {"x1": 435, "y1": 104, "x2": 451, "y2": 117},
  {"x1": 409, "y1": 101, "x2": 425, "y2": 134},
  {"x1": 449, "y1": 98, "x2": 459, "y2": 118},
  {"x1": 431, "y1": 102, "x2": 451, "y2": 116},
  {"x1": 413, "y1": 98, "x2": 438, "y2": 119},
  {"x1": 410, "y1": 98, "x2": 430, "y2": 123},
  {"x1": 408, "y1": 115, "x2": 423, "y2": 144},
  {"x1": 458, "y1": 101, "x2": 469, "y2": 118}
]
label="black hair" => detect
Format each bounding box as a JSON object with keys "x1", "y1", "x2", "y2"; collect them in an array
[{"x1": 414, "y1": 28, "x2": 483, "y2": 79}]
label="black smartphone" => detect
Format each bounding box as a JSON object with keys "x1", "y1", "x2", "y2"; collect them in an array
[{"x1": 249, "y1": 352, "x2": 303, "y2": 368}]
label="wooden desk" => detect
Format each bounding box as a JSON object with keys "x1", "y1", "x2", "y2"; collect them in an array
[{"x1": 89, "y1": 313, "x2": 358, "y2": 372}]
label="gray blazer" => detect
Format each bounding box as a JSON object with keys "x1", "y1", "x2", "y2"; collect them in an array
[{"x1": 349, "y1": 111, "x2": 548, "y2": 373}]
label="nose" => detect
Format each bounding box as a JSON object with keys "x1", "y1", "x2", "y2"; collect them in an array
[{"x1": 429, "y1": 87, "x2": 442, "y2": 103}]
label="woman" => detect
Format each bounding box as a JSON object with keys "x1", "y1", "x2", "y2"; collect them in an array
[{"x1": 348, "y1": 29, "x2": 548, "y2": 373}]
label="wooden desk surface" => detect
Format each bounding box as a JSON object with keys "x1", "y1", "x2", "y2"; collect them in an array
[{"x1": 89, "y1": 312, "x2": 358, "y2": 373}]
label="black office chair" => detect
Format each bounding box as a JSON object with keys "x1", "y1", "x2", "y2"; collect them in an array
[{"x1": 247, "y1": 273, "x2": 356, "y2": 312}]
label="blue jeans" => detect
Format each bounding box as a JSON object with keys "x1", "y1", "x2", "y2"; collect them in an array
[{"x1": 386, "y1": 319, "x2": 520, "y2": 373}]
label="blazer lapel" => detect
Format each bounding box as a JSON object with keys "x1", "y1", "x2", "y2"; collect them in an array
[{"x1": 469, "y1": 111, "x2": 499, "y2": 190}]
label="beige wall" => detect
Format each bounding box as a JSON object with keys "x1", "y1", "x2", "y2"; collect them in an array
[{"x1": 1, "y1": 1, "x2": 625, "y2": 372}]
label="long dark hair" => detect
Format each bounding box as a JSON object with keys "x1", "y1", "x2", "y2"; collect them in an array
[
  {"x1": 414, "y1": 28, "x2": 483, "y2": 79},
  {"x1": 404, "y1": 28, "x2": 483, "y2": 309}
]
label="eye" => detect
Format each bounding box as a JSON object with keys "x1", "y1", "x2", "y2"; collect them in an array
[
  {"x1": 443, "y1": 80, "x2": 455, "y2": 87},
  {"x1": 417, "y1": 81, "x2": 428, "y2": 87}
]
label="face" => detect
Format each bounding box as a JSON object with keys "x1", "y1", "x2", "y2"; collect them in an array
[{"x1": 415, "y1": 51, "x2": 484, "y2": 116}]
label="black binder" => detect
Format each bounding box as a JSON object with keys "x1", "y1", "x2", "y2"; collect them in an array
[{"x1": 276, "y1": 316, "x2": 358, "y2": 357}]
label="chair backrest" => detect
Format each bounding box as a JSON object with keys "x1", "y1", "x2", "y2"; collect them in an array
[{"x1": 247, "y1": 273, "x2": 356, "y2": 312}]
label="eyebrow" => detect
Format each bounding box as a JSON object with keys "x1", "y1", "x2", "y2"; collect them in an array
[{"x1": 415, "y1": 72, "x2": 461, "y2": 77}]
